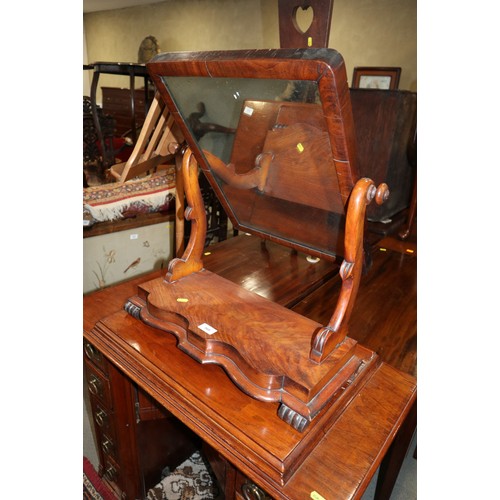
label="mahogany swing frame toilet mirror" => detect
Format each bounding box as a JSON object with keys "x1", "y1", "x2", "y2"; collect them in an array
[{"x1": 123, "y1": 48, "x2": 389, "y2": 434}]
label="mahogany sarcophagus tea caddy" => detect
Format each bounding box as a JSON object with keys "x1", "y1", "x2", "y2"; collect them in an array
[{"x1": 88, "y1": 48, "x2": 416, "y2": 494}]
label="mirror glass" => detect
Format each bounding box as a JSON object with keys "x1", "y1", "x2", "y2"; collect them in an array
[{"x1": 160, "y1": 70, "x2": 346, "y2": 259}]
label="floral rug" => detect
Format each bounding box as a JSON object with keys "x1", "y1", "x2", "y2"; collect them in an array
[{"x1": 146, "y1": 451, "x2": 221, "y2": 500}]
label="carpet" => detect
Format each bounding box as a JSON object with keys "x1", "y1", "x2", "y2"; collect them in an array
[
  {"x1": 147, "y1": 451, "x2": 221, "y2": 500},
  {"x1": 83, "y1": 457, "x2": 116, "y2": 500}
]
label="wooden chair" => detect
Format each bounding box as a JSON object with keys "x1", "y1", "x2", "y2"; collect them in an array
[
  {"x1": 123, "y1": 49, "x2": 389, "y2": 440},
  {"x1": 108, "y1": 91, "x2": 181, "y2": 183}
]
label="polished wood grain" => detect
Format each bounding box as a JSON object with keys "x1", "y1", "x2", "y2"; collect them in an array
[
  {"x1": 147, "y1": 49, "x2": 361, "y2": 228},
  {"x1": 136, "y1": 50, "x2": 392, "y2": 430},
  {"x1": 293, "y1": 230, "x2": 417, "y2": 499},
  {"x1": 128, "y1": 268, "x2": 378, "y2": 432},
  {"x1": 127, "y1": 149, "x2": 387, "y2": 429},
  {"x1": 202, "y1": 233, "x2": 339, "y2": 308},
  {"x1": 350, "y1": 89, "x2": 417, "y2": 224},
  {"x1": 85, "y1": 48, "x2": 417, "y2": 498},
  {"x1": 165, "y1": 149, "x2": 206, "y2": 282},
  {"x1": 310, "y1": 178, "x2": 388, "y2": 362},
  {"x1": 84, "y1": 340, "x2": 200, "y2": 499}
]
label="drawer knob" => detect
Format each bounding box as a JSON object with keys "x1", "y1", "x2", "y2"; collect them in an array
[
  {"x1": 242, "y1": 481, "x2": 267, "y2": 500},
  {"x1": 95, "y1": 408, "x2": 108, "y2": 428}
]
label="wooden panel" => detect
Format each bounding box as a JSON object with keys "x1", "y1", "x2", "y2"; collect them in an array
[
  {"x1": 278, "y1": 0, "x2": 333, "y2": 49},
  {"x1": 84, "y1": 341, "x2": 200, "y2": 499},
  {"x1": 350, "y1": 88, "x2": 417, "y2": 222},
  {"x1": 102, "y1": 86, "x2": 154, "y2": 136}
]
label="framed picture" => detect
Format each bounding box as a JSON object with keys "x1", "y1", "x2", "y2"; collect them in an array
[{"x1": 351, "y1": 67, "x2": 401, "y2": 90}]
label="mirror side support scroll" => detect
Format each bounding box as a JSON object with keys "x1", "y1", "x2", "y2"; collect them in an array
[
  {"x1": 165, "y1": 147, "x2": 207, "y2": 283},
  {"x1": 310, "y1": 179, "x2": 389, "y2": 363}
]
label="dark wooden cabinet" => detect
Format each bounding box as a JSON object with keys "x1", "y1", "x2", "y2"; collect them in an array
[
  {"x1": 84, "y1": 339, "x2": 200, "y2": 499},
  {"x1": 101, "y1": 86, "x2": 155, "y2": 137},
  {"x1": 351, "y1": 88, "x2": 417, "y2": 225}
]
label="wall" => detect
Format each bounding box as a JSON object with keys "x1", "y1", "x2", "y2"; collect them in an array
[
  {"x1": 83, "y1": 0, "x2": 416, "y2": 101},
  {"x1": 83, "y1": 220, "x2": 174, "y2": 293}
]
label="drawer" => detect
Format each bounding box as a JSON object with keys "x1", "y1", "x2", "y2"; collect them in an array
[
  {"x1": 83, "y1": 340, "x2": 107, "y2": 374},
  {"x1": 92, "y1": 402, "x2": 115, "y2": 438},
  {"x1": 100, "y1": 432, "x2": 118, "y2": 461},
  {"x1": 101, "y1": 454, "x2": 122, "y2": 494},
  {"x1": 85, "y1": 361, "x2": 112, "y2": 408},
  {"x1": 235, "y1": 472, "x2": 271, "y2": 500}
]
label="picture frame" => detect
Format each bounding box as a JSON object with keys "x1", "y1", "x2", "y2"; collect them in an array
[{"x1": 351, "y1": 67, "x2": 401, "y2": 90}]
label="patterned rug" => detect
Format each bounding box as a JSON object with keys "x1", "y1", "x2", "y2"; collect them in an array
[
  {"x1": 84, "y1": 452, "x2": 220, "y2": 500},
  {"x1": 83, "y1": 457, "x2": 116, "y2": 500},
  {"x1": 83, "y1": 167, "x2": 176, "y2": 224},
  {"x1": 147, "y1": 451, "x2": 221, "y2": 500}
]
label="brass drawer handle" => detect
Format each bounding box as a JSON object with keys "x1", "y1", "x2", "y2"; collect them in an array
[
  {"x1": 84, "y1": 342, "x2": 102, "y2": 363},
  {"x1": 242, "y1": 482, "x2": 267, "y2": 500},
  {"x1": 104, "y1": 464, "x2": 117, "y2": 482},
  {"x1": 87, "y1": 374, "x2": 103, "y2": 397},
  {"x1": 102, "y1": 437, "x2": 114, "y2": 455},
  {"x1": 95, "y1": 408, "x2": 108, "y2": 428}
]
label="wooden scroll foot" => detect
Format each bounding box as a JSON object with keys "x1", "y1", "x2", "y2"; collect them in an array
[
  {"x1": 278, "y1": 404, "x2": 309, "y2": 432},
  {"x1": 124, "y1": 300, "x2": 141, "y2": 319}
]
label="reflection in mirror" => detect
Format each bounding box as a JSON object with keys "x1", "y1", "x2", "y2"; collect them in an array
[{"x1": 161, "y1": 75, "x2": 345, "y2": 259}]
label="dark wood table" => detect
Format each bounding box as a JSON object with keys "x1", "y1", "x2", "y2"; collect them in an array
[
  {"x1": 203, "y1": 233, "x2": 340, "y2": 307},
  {"x1": 89, "y1": 62, "x2": 152, "y2": 171},
  {"x1": 84, "y1": 233, "x2": 416, "y2": 499}
]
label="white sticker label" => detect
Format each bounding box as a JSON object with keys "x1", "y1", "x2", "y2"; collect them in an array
[
  {"x1": 198, "y1": 323, "x2": 217, "y2": 335},
  {"x1": 130, "y1": 233, "x2": 138, "y2": 240},
  {"x1": 243, "y1": 106, "x2": 254, "y2": 116}
]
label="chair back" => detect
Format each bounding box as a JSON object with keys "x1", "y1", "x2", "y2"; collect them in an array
[{"x1": 109, "y1": 92, "x2": 182, "y2": 183}]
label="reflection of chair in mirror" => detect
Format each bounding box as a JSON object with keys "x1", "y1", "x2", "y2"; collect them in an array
[{"x1": 122, "y1": 49, "x2": 390, "y2": 436}]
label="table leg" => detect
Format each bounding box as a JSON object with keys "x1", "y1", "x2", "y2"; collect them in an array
[{"x1": 374, "y1": 399, "x2": 416, "y2": 499}]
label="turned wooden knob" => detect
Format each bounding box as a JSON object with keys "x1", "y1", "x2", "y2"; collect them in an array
[{"x1": 375, "y1": 183, "x2": 390, "y2": 205}]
